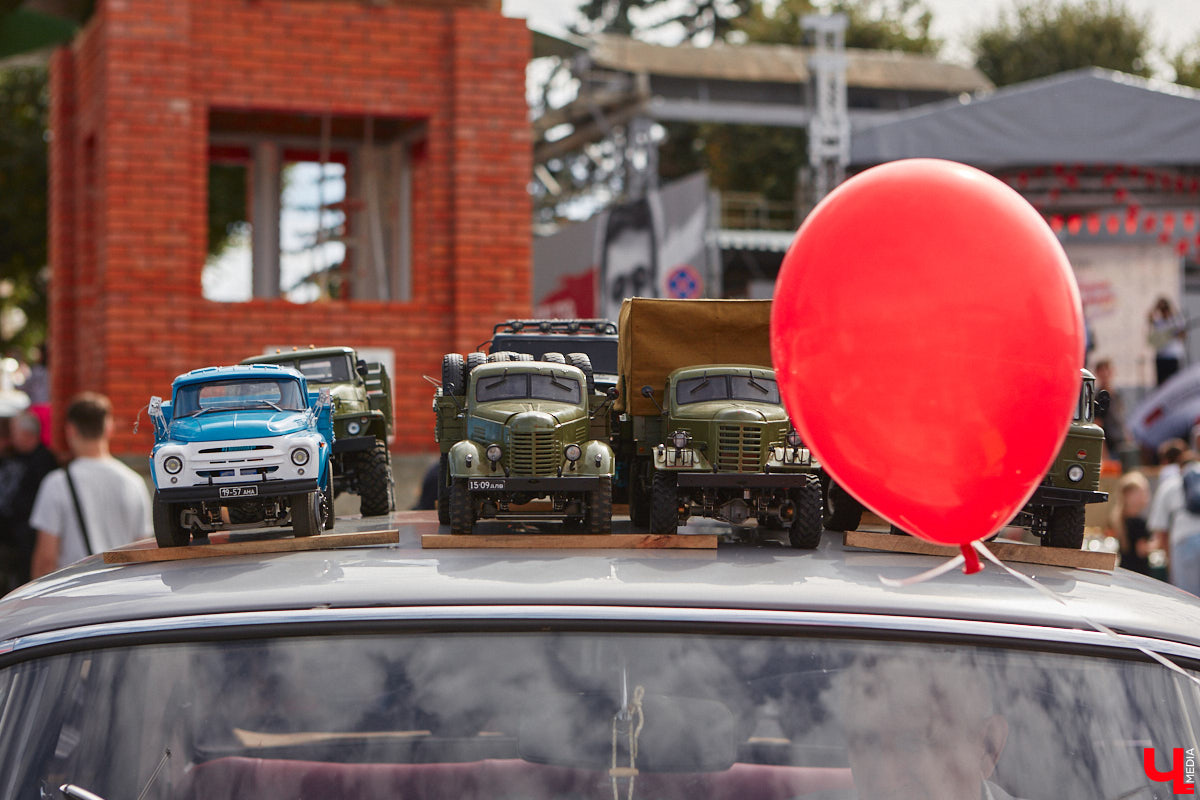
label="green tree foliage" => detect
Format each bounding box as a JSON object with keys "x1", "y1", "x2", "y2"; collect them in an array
[
  {"x1": 574, "y1": 0, "x2": 753, "y2": 43},
  {"x1": 0, "y1": 66, "x2": 49, "y2": 357},
  {"x1": 1170, "y1": 37, "x2": 1200, "y2": 88},
  {"x1": 971, "y1": 0, "x2": 1152, "y2": 87}
]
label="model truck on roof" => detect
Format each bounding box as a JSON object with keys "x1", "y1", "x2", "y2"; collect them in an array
[
  {"x1": 434, "y1": 350, "x2": 615, "y2": 534},
  {"x1": 147, "y1": 364, "x2": 335, "y2": 547},
  {"x1": 614, "y1": 298, "x2": 824, "y2": 547},
  {"x1": 1013, "y1": 367, "x2": 1109, "y2": 548},
  {"x1": 242, "y1": 346, "x2": 394, "y2": 516}
]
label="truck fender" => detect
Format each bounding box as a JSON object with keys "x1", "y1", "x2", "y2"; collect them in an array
[
  {"x1": 580, "y1": 440, "x2": 616, "y2": 475},
  {"x1": 448, "y1": 440, "x2": 490, "y2": 478}
]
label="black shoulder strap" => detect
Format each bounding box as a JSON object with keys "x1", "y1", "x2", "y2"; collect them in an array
[{"x1": 63, "y1": 464, "x2": 94, "y2": 556}]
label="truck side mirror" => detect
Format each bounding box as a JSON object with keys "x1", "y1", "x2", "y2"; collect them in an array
[
  {"x1": 607, "y1": 386, "x2": 619, "y2": 400},
  {"x1": 640, "y1": 385, "x2": 654, "y2": 398},
  {"x1": 1095, "y1": 389, "x2": 1110, "y2": 415},
  {"x1": 357, "y1": 359, "x2": 368, "y2": 377}
]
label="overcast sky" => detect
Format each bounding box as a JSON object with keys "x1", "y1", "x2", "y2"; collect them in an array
[{"x1": 502, "y1": 0, "x2": 1200, "y2": 72}]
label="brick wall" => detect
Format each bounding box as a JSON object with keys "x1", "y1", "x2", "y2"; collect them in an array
[{"x1": 49, "y1": 0, "x2": 531, "y2": 456}]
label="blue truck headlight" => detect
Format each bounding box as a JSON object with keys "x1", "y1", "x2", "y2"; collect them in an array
[
  {"x1": 564, "y1": 444, "x2": 582, "y2": 462},
  {"x1": 163, "y1": 456, "x2": 183, "y2": 475},
  {"x1": 291, "y1": 448, "x2": 310, "y2": 466},
  {"x1": 487, "y1": 444, "x2": 504, "y2": 463}
]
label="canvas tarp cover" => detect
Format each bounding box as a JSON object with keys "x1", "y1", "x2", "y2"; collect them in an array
[{"x1": 616, "y1": 298, "x2": 773, "y2": 416}]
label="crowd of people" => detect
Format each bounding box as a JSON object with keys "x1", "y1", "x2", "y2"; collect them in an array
[{"x1": 0, "y1": 392, "x2": 151, "y2": 593}]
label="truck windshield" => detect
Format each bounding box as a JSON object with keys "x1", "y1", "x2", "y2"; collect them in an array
[
  {"x1": 175, "y1": 378, "x2": 306, "y2": 416},
  {"x1": 676, "y1": 375, "x2": 780, "y2": 405},
  {"x1": 476, "y1": 373, "x2": 581, "y2": 404},
  {"x1": 293, "y1": 356, "x2": 353, "y2": 384}
]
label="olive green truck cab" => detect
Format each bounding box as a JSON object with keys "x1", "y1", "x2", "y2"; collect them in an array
[
  {"x1": 614, "y1": 299, "x2": 824, "y2": 547},
  {"x1": 434, "y1": 351, "x2": 616, "y2": 534},
  {"x1": 242, "y1": 346, "x2": 395, "y2": 516}
]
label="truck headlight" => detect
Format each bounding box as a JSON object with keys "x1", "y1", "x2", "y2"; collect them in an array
[
  {"x1": 487, "y1": 444, "x2": 504, "y2": 463},
  {"x1": 670, "y1": 431, "x2": 690, "y2": 449},
  {"x1": 291, "y1": 448, "x2": 310, "y2": 466},
  {"x1": 564, "y1": 444, "x2": 582, "y2": 462},
  {"x1": 163, "y1": 456, "x2": 183, "y2": 475},
  {"x1": 347, "y1": 421, "x2": 362, "y2": 435},
  {"x1": 1067, "y1": 464, "x2": 1085, "y2": 482},
  {"x1": 786, "y1": 429, "x2": 803, "y2": 448}
]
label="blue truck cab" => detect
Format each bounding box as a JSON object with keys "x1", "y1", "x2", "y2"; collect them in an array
[{"x1": 148, "y1": 364, "x2": 335, "y2": 547}]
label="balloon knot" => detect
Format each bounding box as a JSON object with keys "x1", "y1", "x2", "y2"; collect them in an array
[{"x1": 960, "y1": 544, "x2": 983, "y2": 575}]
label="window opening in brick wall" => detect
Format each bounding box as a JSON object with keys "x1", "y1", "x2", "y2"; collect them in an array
[{"x1": 204, "y1": 110, "x2": 420, "y2": 304}]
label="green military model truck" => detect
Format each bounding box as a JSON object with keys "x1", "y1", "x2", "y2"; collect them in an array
[
  {"x1": 243, "y1": 346, "x2": 395, "y2": 516},
  {"x1": 614, "y1": 298, "x2": 824, "y2": 547},
  {"x1": 1014, "y1": 367, "x2": 1109, "y2": 548},
  {"x1": 434, "y1": 350, "x2": 615, "y2": 534}
]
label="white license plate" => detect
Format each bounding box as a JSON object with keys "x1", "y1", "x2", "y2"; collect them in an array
[
  {"x1": 219, "y1": 486, "x2": 259, "y2": 498},
  {"x1": 468, "y1": 479, "x2": 505, "y2": 491}
]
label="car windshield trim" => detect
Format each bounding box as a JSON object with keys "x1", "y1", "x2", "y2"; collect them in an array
[{"x1": 5, "y1": 605, "x2": 1200, "y2": 667}]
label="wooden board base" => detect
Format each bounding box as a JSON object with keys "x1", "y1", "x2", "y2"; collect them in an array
[
  {"x1": 103, "y1": 529, "x2": 400, "y2": 564},
  {"x1": 421, "y1": 533, "x2": 717, "y2": 550},
  {"x1": 843, "y1": 530, "x2": 1119, "y2": 571}
]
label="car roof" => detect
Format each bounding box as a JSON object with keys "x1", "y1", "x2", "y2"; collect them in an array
[
  {"x1": 2, "y1": 521, "x2": 1200, "y2": 655},
  {"x1": 172, "y1": 363, "x2": 305, "y2": 388}
]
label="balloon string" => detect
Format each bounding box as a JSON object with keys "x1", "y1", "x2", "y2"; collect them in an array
[
  {"x1": 971, "y1": 541, "x2": 1200, "y2": 690},
  {"x1": 879, "y1": 552, "x2": 967, "y2": 588}
]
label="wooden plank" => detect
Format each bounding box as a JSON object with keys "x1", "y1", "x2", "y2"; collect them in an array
[
  {"x1": 422, "y1": 533, "x2": 717, "y2": 550},
  {"x1": 843, "y1": 530, "x2": 1119, "y2": 571},
  {"x1": 103, "y1": 530, "x2": 400, "y2": 564}
]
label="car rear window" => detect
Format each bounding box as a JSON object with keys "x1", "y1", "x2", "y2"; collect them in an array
[{"x1": 1, "y1": 630, "x2": 1196, "y2": 799}]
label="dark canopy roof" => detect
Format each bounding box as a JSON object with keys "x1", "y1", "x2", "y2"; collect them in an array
[{"x1": 851, "y1": 69, "x2": 1200, "y2": 168}]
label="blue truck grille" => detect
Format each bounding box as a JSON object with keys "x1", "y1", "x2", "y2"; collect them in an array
[
  {"x1": 716, "y1": 425, "x2": 764, "y2": 472},
  {"x1": 508, "y1": 431, "x2": 558, "y2": 475}
]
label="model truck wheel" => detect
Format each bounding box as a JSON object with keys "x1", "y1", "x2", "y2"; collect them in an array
[
  {"x1": 442, "y1": 353, "x2": 466, "y2": 395},
  {"x1": 585, "y1": 476, "x2": 613, "y2": 535},
  {"x1": 650, "y1": 471, "x2": 680, "y2": 535},
  {"x1": 321, "y1": 469, "x2": 335, "y2": 531},
  {"x1": 153, "y1": 496, "x2": 189, "y2": 548},
  {"x1": 541, "y1": 352, "x2": 566, "y2": 364},
  {"x1": 567, "y1": 353, "x2": 594, "y2": 394},
  {"x1": 357, "y1": 442, "x2": 394, "y2": 517},
  {"x1": 466, "y1": 351, "x2": 488, "y2": 374},
  {"x1": 788, "y1": 476, "x2": 824, "y2": 549},
  {"x1": 824, "y1": 482, "x2": 864, "y2": 532},
  {"x1": 227, "y1": 504, "x2": 263, "y2": 525},
  {"x1": 449, "y1": 479, "x2": 475, "y2": 535},
  {"x1": 291, "y1": 492, "x2": 321, "y2": 537},
  {"x1": 437, "y1": 454, "x2": 451, "y2": 525},
  {"x1": 1042, "y1": 504, "x2": 1086, "y2": 549},
  {"x1": 627, "y1": 458, "x2": 652, "y2": 529}
]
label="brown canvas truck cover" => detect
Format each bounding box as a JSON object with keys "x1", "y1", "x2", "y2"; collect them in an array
[{"x1": 616, "y1": 298, "x2": 773, "y2": 416}]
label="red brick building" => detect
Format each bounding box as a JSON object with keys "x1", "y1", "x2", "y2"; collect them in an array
[{"x1": 48, "y1": 0, "x2": 531, "y2": 455}]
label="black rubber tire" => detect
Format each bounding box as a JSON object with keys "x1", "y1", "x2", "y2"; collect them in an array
[
  {"x1": 437, "y1": 454, "x2": 451, "y2": 526},
  {"x1": 567, "y1": 353, "x2": 595, "y2": 395},
  {"x1": 1042, "y1": 504, "x2": 1086, "y2": 549},
  {"x1": 449, "y1": 479, "x2": 475, "y2": 535},
  {"x1": 650, "y1": 470, "x2": 680, "y2": 535},
  {"x1": 512, "y1": 352, "x2": 535, "y2": 362},
  {"x1": 441, "y1": 353, "x2": 465, "y2": 395},
  {"x1": 541, "y1": 352, "x2": 566, "y2": 364},
  {"x1": 320, "y1": 467, "x2": 335, "y2": 531},
  {"x1": 627, "y1": 458, "x2": 652, "y2": 529},
  {"x1": 824, "y1": 481, "x2": 864, "y2": 532},
  {"x1": 291, "y1": 492, "x2": 320, "y2": 537},
  {"x1": 357, "y1": 441, "x2": 393, "y2": 517},
  {"x1": 153, "y1": 495, "x2": 189, "y2": 548},
  {"x1": 788, "y1": 475, "x2": 824, "y2": 549},
  {"x1": 227, "y1": 504, "x2": 263, "y2": 525},
  {"x1": 466, "y1": 351, "x2": 488, "y2": 374},
  {"x1": 585, "y1": 476, "x2": 613, "y2": 535}
]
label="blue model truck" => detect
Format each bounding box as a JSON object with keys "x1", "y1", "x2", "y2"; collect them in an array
[{"x1": 148, "y1": 364, "x2": 335, "y2": 547}]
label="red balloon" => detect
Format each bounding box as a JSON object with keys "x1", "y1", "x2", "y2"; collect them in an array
[{"x1": 771, "y1": 159, "x2": 1084, "y2": 547}]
